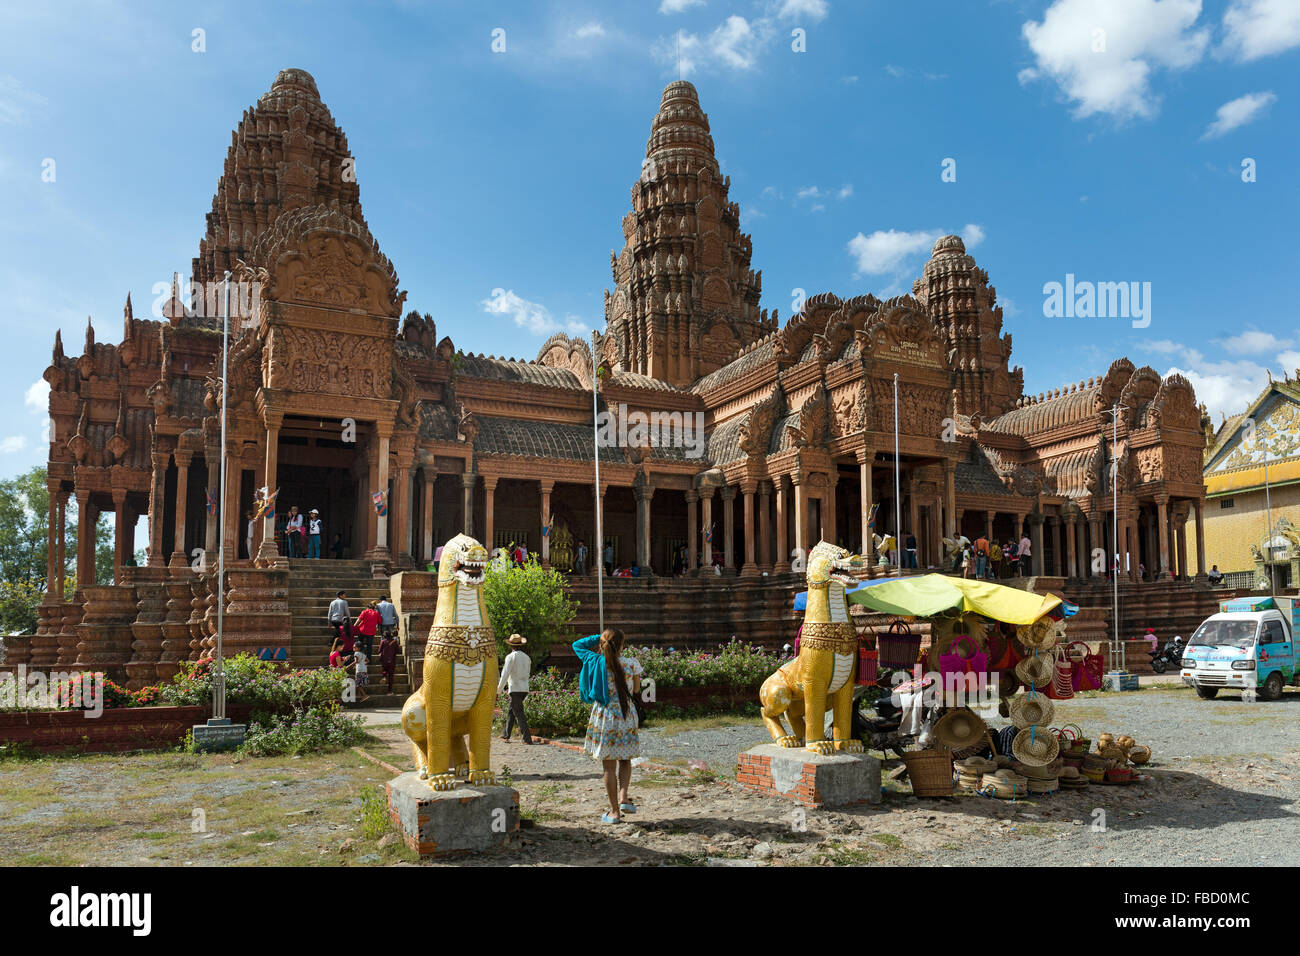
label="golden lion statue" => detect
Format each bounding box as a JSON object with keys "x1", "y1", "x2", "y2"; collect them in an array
[
  {"x1": 759, "y1": 540, "x2": 865, "y2": 755},
  {"x1": 400, "y1": 533, "x2": 498, "y2": 791}
]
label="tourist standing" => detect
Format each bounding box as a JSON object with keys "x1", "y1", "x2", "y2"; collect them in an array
[
  {"x1": 1019, "y1": 531, "x2": 1032, "y2": 576},
  {"x1": 574, "y1": 628, "x2": 642, "y2": 823},
  {"x1": 307, "y1": 509, "x2": 322, "y2": 559},
  {"x1": 378, "y1": 631, "x2": 399, "y2": 693},
  {"x1": 1005, "y1": 538, "x2": 1018, "y2": 576},
  {"x1": 961, "y1": 544, "x2": 972, "y2": 578},
  {"x1": 355, "y1": 600, "x2": 381, "y2": 660},
  {"x1": 974, "y1": 532, "x2": 990, "y2": 580},
  {"x1": 905, "y1": 531, "x2": 918, "y2": 569},
  {"x1": 497, "y1": 633, "x2": 533, "y2": 744},
  {"x1": 377, "y1": 595, "x2": 398, "y2": 641},
  {"x1": 604, "y1": 540, "x2": 614, "y2": 576},
  {"x1": 245, "y1": 511, "x2": 255, "y2": 560},
  {"x1": 575, "y1": 541, "x2": 588, "y2": 576},
  {"x1": 285, "y1": 506, "x2": 304, "y2": 558},
  {"x1": 328, "y1": 590, "x2": 352, "y2": 650}
]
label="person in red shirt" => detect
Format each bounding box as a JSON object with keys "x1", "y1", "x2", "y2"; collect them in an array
[
  {"x1": 355, "y1": 601, "x2": 381, "y2": 660},
  {"x1": 328, "y1": 638, "x2": 347, "y2": 669}
]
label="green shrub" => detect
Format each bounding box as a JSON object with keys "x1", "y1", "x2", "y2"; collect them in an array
[
  {"x1": 522, "y1": 669, "x2": 591, "y2": 737},
  {"x1": 483, "y1": 556, "x2": 576, "y2": 667},
  {"x1": 632, "y1": 639, "x2": 783, "y2": 689},
  {"x1": 156, "y1": 655, "x2": 347, "y2": 712},
  {"x1": 239, "y1": 704, "x2": 366, "y2": 756},
  {"x1": 359, "y1": 785, "x2": 391, "y2": 839}
]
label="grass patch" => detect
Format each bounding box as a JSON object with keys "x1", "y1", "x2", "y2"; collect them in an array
[
  {"x1": 651, "y1": 713, "x2": 757, "y2": 736},
  {"x1": 869, "y1": 832, "x2": 903, "y2": 848}
]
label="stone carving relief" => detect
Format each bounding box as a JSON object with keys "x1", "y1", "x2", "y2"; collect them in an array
[{"x1": 280, "y1": 327, "x2": 392, "y2": 400}]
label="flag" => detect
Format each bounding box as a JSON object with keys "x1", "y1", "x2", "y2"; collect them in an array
[
  {"x1": 372, "y1": 490, "x2": 388, "y2": 517},
  {"x1": 704, "y1": 523, "x2": 713, "y2": 543},
  {"x1": 866, "y1": 502, "x2": 879, "y2": 530},
  {"x1": 253, "y1": 486, "x2": 278, "y2": 520},
  {"x1": 542, "y1": 513, "x2": 553, "y2": 538},
  {"x1": 205, "y1": 487, "x2": 218, "y2": 516}
]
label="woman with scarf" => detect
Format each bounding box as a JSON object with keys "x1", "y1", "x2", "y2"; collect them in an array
[{"x1": 573, "y1": 628, "x2": 643, "y2": 824}]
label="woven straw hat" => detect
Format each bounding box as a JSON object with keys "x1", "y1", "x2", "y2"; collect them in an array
[
  {"x1": 1017, "y1": 617, "x2": 1064, "y2": 651},
  {"x1": 933, "y1": 708, "x2": 987, "y2": 751},
  {"x1": 1015, "y1": 652, "x2": 1054, "y2": 688},
  {"x1": 981, "y1": 770, "x2": 1027, "y2": 798},
  {"x1": 955, "y1": 755, "x2": 997, "y2": 774},
  {"x1": 1009, "y1": 693, "x2": 1055, "y2": 729},
  {"x1": 1027, "y1": 776, "x2": 1059, "y2": 794},
  {"x1": 1012, "y1": 727, "x2": 1061, "y2": 767}
]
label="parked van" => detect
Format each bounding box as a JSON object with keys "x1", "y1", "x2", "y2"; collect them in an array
[{"x1": 1181, "y1": 597, "x2": 1298, "y2": 700}]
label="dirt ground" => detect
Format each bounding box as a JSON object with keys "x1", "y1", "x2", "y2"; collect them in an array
[{"x1": 2, "y1": 685, "x2": 1298, "y2": 866}]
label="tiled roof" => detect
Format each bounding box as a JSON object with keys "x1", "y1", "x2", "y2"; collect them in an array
[
  {"x1": 770, "y1": 409, "x2": 801, "y2": 454},
  {"x1": 955, "y1": 443, "x2": 1013, "y2": 496},
  {"x1": 473, "y1": 415, "x2": 628, "y2": 463},
  {"x1": 1041, "y1": 446, "x2": 1098, "y2": 499},
  {"x1": 983, "y1": 386, "x2": 1100, "y2": 435},
  {"x1": 690, "y1": 337, "x2": 778, "y2": 394},
  {"x1": 707, "y1": 414, "x2": 747, "y2": 464},
  {"x1": 418, "y1": 402, "x2": 460, "y2": 441},
  {"x1": 170, "y1": 377, "x2": 207, "y2": 421},
  {"x1": 395, "y1": 340, "x2": 427, "y2": 360},
  {"x1": 608, "y1": 369, "x2": 683, "y2": 392},
  {"x1": 458, "y1": 354, "x2": 583, "y2": 390}
]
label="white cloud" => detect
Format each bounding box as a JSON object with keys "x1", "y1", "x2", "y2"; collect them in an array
[
  {"x1": 0, "y1": 435, "x2": 27, "y2": 453},
  {"x1": 1020, "y1": 0, "x2": 1209, "y2": 120},
  {"x1": 796, "y1": 185, "x2": 823, "y2": 199},
  {"x1": 482, "y1": 288, "x2": 588, "y2": 336},
  {"x1": 25, "y1": 378, "x2": 49, "y2": 412},
  {"x1": 776, "y1": 0, "x2": 829, "y2": 22},
  {"x1": 1220, "y1": 0, "x2": 1300, "y2": 61},
  {"x1": 1201, "y1": 90, "x2": 1277, "y2": 139},
  {"x1": 846, "y1": 224, "x2": 986, "y2": 277},
  {"x1": 1217, "y1": 328, "x2": 1293, "y2": 354},
  {"x1": 660, "y1": 0, "x2": 705, "y2": 13},
  {"x1": 836, "y1": 184, "x2": 853, "y2": 199},
  {"x1": 0, "y1": 75, "x2": 48, "y2": 125},
  {"x1": 573, "y1": 22, "x2": 606, "y2": 40}
]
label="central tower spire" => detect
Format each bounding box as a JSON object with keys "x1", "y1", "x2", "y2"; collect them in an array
[{"x1": 603, "y1": 81, "x2": 770, "y2": 386}]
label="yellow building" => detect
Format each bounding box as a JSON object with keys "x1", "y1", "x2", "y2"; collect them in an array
[{"x1": 1197, "y1": 378, "x2": 1300, "y2": 588}]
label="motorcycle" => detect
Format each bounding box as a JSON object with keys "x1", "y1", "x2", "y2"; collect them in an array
[{"x1": 1149, "y1": 636, "x2": 1185, "y2": 674}]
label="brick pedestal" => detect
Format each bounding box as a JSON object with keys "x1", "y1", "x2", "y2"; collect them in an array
[
  {"x1": 386, "y1": 772, "x2": 519, "y2": 858},
  {"x1": 737, "y1": 744, "x2": 882, "y2": 808}
]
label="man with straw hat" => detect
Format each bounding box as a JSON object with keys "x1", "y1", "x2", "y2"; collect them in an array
[{"x1": 497, "y1": 633, "x2": 533, "y2": 744}]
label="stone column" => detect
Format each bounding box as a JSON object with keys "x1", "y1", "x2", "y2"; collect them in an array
[
  {"x1": 775, "y1": 478, "x2": 789, "y2": 572},
  {"x1": 907, "y1": 478, "x2": 920, "y2": 567},
  {"x1": 55, "y1": 490, "x2": 68, "y2": 598},
  {"x1": 634, "y1": 480, "x2": 653, "y2": 573},
  {"x1": 1087, "y1": 516, "x2": 1102, "y2": 578},
  {"x1": 740, "y1": 481, "x2": 757, "y2": 578},
  {"x1": 758, "y1": 481, "x2": 772, "y2": 571},
  {"x1": 1155, "y1": 495, "x2": 1171, "y2": 580},
  {"x1": 1174, "y1": 507, "x2": 1188, "y2": 581},
  {"x1": 721, "y1": 485, "x2": 736, "y2": 571},
  {"x1": 373, "y1": 429, "x2": 391, "y2": 559},
  {"x1": 422, "y1": 470, "x2": 435, "y2": 562},
  {"x1": 858, "y1": 454, "x2": 874, "y2": 565},
  {"x1": 222, "y1": 449, "x2": 240, "y2": 564},
  {"x1": 481, "y1": 476, "x2": 497, "y2": 552},
  {"x1": 986, "y1": 510, "x2": 996, "y2": 541},
  {"x1": 1127, "y1": 517, "x2": 1141, "y2": 582},
  {"x1": 45, "y1": 479, "x2": 60, "y2": 592},
  {"x1": 823, "y1": 475, "x2": 838, "y2": 548},
  {"x1": 942, "y1": 458, "x2": 956, "y2": 537},
  {"x1": 147, "y1": 451, "x2": 168, "y2": 567},
  {"x1": 1194, "y1": 499, "x2": 1206, "y2": 579},
  {"x1": 700, "y1": 487, "x2": 714, "y2": 568},
  {"x1": 460, "y1": 472, "x2": 475, "y2": 538},
  {"x1": 540, "y1": 479, "x2": 554, "y2": 568},
  {"x1": 595, "y1": 483, "x2": 607, "y2": 576},
  {"x1": 1065, "y1": 515, "x2": 1078, "y2": 578},
  {"x1": 686, "y1": 489, "x2": 698, "y2": 573},
  {"x1": 169, "y1": 451, "x2": 192, "y2": 569},
  {"x1": 792, "y1": 477, "x2": 806, "y2": 561},
  {"x1": 255, "y1": 420, "x2": 280, "y2": 565},
  {"x1": 204, "y1": 454, "x2": 219, "y2": 570},
  {"x1": 113, "y1": 489, "x2": 130, "y2": 582},
  {"x1": 75, "y1": 489, "x2": 94, "y2": 589},
  {"x1": 1030, "y1": 514, "x2": 1045, "y2": 576},
  {"x1": 394, "y1": 460, "x2": 413, "y2": 566}
]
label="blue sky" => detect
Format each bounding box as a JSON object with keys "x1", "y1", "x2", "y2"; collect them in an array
[{"x1": 2, "y1": 0, "x2": 1298, "y2": 485}]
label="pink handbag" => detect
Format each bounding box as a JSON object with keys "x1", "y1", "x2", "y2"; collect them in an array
[{"x1": 939, "y1": 636, "x2": 988, "y2": 683}]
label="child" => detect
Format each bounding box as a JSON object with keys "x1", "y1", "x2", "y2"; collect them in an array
[
  {"x1": 378, "y1": 632, "x2": 399, "y2": 693},
  {"x1": 328, "y1": 638, "x2": 345, "y2": 669},
  {"x1": 350, "y1": 649, "x2": 370, "y2": 703},
  {"x1": 573, "y1": 628, "x2": 642, "y2": 824}
]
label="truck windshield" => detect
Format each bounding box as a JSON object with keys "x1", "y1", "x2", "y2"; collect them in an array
[{"x1": 1189, "y1": 620, "x2": 1258, "y2": 649}]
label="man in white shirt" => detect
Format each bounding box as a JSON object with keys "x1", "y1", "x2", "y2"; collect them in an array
[
  {"x1": 327, "y1": 590, "x2": 352, "y2": 649},
  {"x1": 497, "y1": 633, "x2": 533, "y2": 744},
  {"x1": 307, "y1": 509, "x2": 322, "y2": 559}
]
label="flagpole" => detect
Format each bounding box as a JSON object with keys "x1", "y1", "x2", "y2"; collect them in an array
[
  {"x1": 893, "y1": 373, "x2": 901, "y2": 574},
  {"x1": 215, "y1": 271, "x2": 230, "y2": 720},
  {"x1": 591, "y1": 332, "x2": 604, "y2": 634}
]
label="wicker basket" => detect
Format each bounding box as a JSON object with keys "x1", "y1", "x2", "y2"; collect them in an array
[
  {"x1": 878, "y1": 621, "x2": 923, "y2": 670},
  {"x1": 902, "y1": 748, "x2": 955, "y2": 797}
]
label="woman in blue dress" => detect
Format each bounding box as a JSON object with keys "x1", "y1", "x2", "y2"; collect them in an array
[{"x1": 573, "y1": 628, "x2": 643, "y2": 823}]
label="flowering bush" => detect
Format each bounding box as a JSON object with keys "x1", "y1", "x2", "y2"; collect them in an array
[
  {"x1": 239, "y1": 704, "x2": 367, "y2": 756},
  {"x1": 59, "y1": 672, "x2": 135, "y2": 709},
  {"x1": 522, "y1": 668, "x2": 592, "y2": 737},
  {"x1": 156, "y1": 654, "x2": 346, "y2": 712}
]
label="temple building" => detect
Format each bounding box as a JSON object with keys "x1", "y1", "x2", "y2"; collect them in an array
[
  {"x1": 14, "y1": 70, "x2": 1212, "y2": 678},
  {"x1": 1197, "y1": 376, "x2": 1300, "y2": 588}
]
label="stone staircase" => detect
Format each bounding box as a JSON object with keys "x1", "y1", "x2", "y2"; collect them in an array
[{"x1": 286, "y1": 559, "x2": 411, "y2": 706}]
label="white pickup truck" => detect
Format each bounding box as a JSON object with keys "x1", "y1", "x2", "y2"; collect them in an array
[{"x1": 1181, "y1": 596, "x2": 1298, "y2": 700}]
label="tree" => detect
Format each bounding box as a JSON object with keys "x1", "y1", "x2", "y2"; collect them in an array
[
  {"x1": 482, "y1": 556, "x2": 577, "y2": 667},
  {"x1": 0, "y1": 465, "x2": 115, "y2": 634}
]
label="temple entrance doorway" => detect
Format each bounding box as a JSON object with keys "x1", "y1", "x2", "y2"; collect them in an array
[{"x1": 276, "y1": 418, "x2": 363, "y2": 559}]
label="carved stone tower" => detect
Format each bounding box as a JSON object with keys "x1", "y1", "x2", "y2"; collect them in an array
[
  {"x1": 603, "y1": 81, "x2": 771, "y2": 386},
  {"x1": 914, "y1": 235, "x2": 1023, "y2": 420}
]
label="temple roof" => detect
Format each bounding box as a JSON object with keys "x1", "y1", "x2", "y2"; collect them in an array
[
  {"x1": 690, "y1": 336, "x2": 779, "y2": 394},
  {"x1": 982, "y1": 383, "x2": 1100, "y2": 435},
  {"x1": 458, "y1": 354, "x2": 583, "y2": 390},
  {"x1": 474, "y1": 415, "x2": 628, "y2": 463},
  {"x1": 955, "y1": 443, "x2": 1014, "y2": 496}
]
